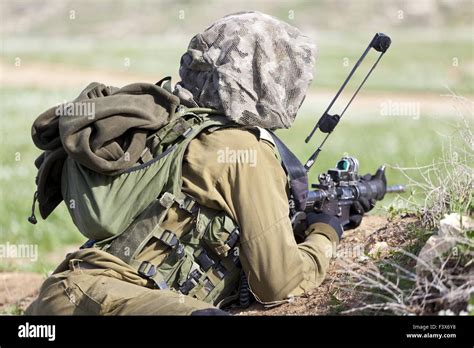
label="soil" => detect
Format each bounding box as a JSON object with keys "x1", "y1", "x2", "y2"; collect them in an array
[{"x1": 0, "y1": 272, "x2": 44, "y2": 314}]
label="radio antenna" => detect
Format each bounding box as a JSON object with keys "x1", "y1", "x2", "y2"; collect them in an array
[{"x1": 304, "y1": 32, "x2": 391, "y2": 171}]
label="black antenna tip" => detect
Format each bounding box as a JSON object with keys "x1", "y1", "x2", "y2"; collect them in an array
[{"x1": 371, "y1": 33, "x2": 391, "y2": 53}]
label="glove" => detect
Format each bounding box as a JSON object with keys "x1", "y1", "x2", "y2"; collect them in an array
[
  {"x1": 347, "y1": 195, "x2": 374, "y2": 230},
  {"x1": 346, "y1": 168, "x2": 387, "y2": 230},
  {"x1": 306, "y1": 212, "x2": 344, "y2": 240}
]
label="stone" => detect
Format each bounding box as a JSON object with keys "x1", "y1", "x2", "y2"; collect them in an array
[
  {"x1": 416, "y1": 213, "x2": 473, "y2": 274},
  {"x1": 368, "y1": 241, "x2": 390, "y2": 259}
]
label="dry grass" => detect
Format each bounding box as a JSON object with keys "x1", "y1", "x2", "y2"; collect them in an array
[
  {"x1": 332, "y1": 94, "x2": 473, "y2": 315},
  {"x1": 335, "y1": 239, "x2": 473, "y2": 315}
]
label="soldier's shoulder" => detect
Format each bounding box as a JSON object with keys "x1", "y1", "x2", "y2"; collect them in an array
[{"x1": 202, "y1": 126, "x2": 276, "y2": 149}]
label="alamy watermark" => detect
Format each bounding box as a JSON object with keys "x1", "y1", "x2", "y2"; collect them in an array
[
  {"x1": 0, "y1": 242, "x2": 38, "y2": 262},
  {"x1": 380, "y1": 99, "x2": 420, "y2": 120},
  {"x1": 217, "y1": 147, "x2": 257, "y2": 167},
  {"x1": 18, "y1": 322, "x2": 55, "y2": 341},
  {"x1": 324, "y1": 243, "x2": 365, "y2": 259},
  {"x1": 55, "y1": 101, "x2": 95, "y2": 120}
]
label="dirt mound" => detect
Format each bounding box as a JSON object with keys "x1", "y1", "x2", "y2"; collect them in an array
[{"x1": 233, "y1": 215, "x2": 419, "y2": 315}]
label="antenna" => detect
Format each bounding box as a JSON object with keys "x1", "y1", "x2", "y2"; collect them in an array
[{"x1": 304, "y1": 33, "x2": 391, "y2": 171}]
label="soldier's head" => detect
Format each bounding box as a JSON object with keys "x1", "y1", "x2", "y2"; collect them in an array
[{"x1": 174, "y1": 11, "x2": 316, "y2": 130}]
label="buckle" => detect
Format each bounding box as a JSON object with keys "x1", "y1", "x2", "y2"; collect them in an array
[
  {"x1": 159, "y1": 192, "x2": 175, "y2": 208},
  {"x1": 176, "y1": 244, "x2": 185, "y2": 259},
  {"x1": 226, "y1": 228, "x2": 240, "y2": 249},
  {"x1": 159, "y1": 230, "x2": 179, "y2": 248},
  {"x1": 179, "y1": 196, "x2": 199, "y2": 215},
  {"x1": 158, "y1": 230, "x2": 185, "y2": 259},
  {"x1": 215, "y1": 228, "x2": 240, "y2": 256},
  {"x1": 203, "y1": 278, "x2": 215, "y2": 294},
  {"x1": 138, "y1": 261, "x2": 157, "y2": 278},
  {"x1": 179, "y1": 268, "x2": 203, "y2": 295},
  {"x1": 195, "y1": 249, "x2": 215, "y2": 272},
  {"x1": 137, "y1": 261, "x2": 169, "y2": 290},
  {"x1": 172, "y1": 118, "x2": 192, "y2": 138}
]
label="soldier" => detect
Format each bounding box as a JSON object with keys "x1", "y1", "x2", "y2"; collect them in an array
[{"x1": 26, "y1": 11, "x2": 365, "y2": 315}]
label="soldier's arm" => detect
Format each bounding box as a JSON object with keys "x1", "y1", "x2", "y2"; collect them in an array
[{"x1": 182, "y1": 128, "x2": 339, "y2": 302}]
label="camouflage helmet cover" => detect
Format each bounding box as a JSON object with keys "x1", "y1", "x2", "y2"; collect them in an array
[{"x1": 174, "y1": 11, "x2": 316, "y2": 129}]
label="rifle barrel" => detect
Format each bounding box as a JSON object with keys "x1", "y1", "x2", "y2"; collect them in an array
[{"x1": 386, "y1": 184, "x2": 405, "y2": 193}]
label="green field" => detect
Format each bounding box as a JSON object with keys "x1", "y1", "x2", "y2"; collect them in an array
[
  {"x1": 0, "y1": 1, "x2": 472, "y2": 274},
  {"x1": 1, "y1": 28, "x2": 472, "y2": 94},
  {"x1": 0, "y1": 82, "x2": 467, "y2": 274}
]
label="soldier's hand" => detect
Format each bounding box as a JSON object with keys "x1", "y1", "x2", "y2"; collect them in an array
[{"x1": 306, "y1": 212, "x2": 344, "y2": 240}]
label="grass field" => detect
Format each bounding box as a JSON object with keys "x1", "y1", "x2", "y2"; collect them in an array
[
  {"x1": 1, "y1": 28, "x2": 472, "y2": 94},
  {"x1": 1, "y1": 12, "x2": 473, "y2": 274},
  {"x1": 0, "y1": 82, "x2": 467, "y2": 274}
]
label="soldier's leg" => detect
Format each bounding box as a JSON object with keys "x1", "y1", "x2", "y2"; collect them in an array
[
  {"x1": 25, "y1": 268, "x2": 105, "y2": 315},
  {"x1": 103, "y1": 276, "x2": 223, "y2": 315},
  {"x1": 109, "y1": 287, "x2": 225, "y2": 315},
  {"x1": 25, "y1": 268, "x2": 225, "y2": 315}
]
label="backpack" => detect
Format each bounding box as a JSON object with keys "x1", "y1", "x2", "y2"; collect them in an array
[
  {"x1": 62, "y1": 107, "x2": 232, "y2": 242},
  {"x1": 60, "y1": 100, "x2": 245, "y2": 306}
]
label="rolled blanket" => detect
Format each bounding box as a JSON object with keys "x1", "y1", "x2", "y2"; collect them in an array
[{"x1": 31, "y1": 81, "x2": 180, "y2": 219}]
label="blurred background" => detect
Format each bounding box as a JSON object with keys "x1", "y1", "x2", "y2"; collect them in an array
[{"x1": 0, "y1": 0, "x2": 473, "y2": 273}]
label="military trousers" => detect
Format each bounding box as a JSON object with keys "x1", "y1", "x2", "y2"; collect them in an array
[{"x1": 25, "y1": 251, "x2": 223, "y2": 316}]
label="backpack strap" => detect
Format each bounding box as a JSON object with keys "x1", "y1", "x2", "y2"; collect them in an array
[
  {"x1": 103, "y1": 196, "x2": 174, "y2": 289},
  {"x1": 269, "y1": 131, "x2": 308, "y2": 212},
  {"x1": 155, "y1": 76, "x2": 173, "y2": 93},
  {"x1": 98, "y1": 191, "x2": 199, "y2": 289}
]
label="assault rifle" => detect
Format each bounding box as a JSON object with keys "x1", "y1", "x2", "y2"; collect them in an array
[{"x1": 291, "y1": 33, "x2": 405, "y2": 236}]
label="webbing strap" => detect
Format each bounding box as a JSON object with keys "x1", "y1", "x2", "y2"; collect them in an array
[
  {"x1": 269, "y1": 131, "x2": 308, "y2": 211},
  {"x1": 134, "y1": 260, "x2": 169, "y2": 290},
  {"x1": 106, "y1": 198, "x2": 168, "y2": 264},
  {"x1": 154, "y1": 229, "x2": 185, "y2": 259},
  {"x1": 195, "y1": 249, "x2": 215, "y2": 271},
  {"x1": 179, "y1": 195, "x2": 199, "y2": 215},
  {"x1": 214, "y1": 228, "x2": 239, "y2": 256}
]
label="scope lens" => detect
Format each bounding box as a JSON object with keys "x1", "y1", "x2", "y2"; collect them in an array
[{"x1": 337, "y1": 159, "x2": 350, "y2": 171}]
